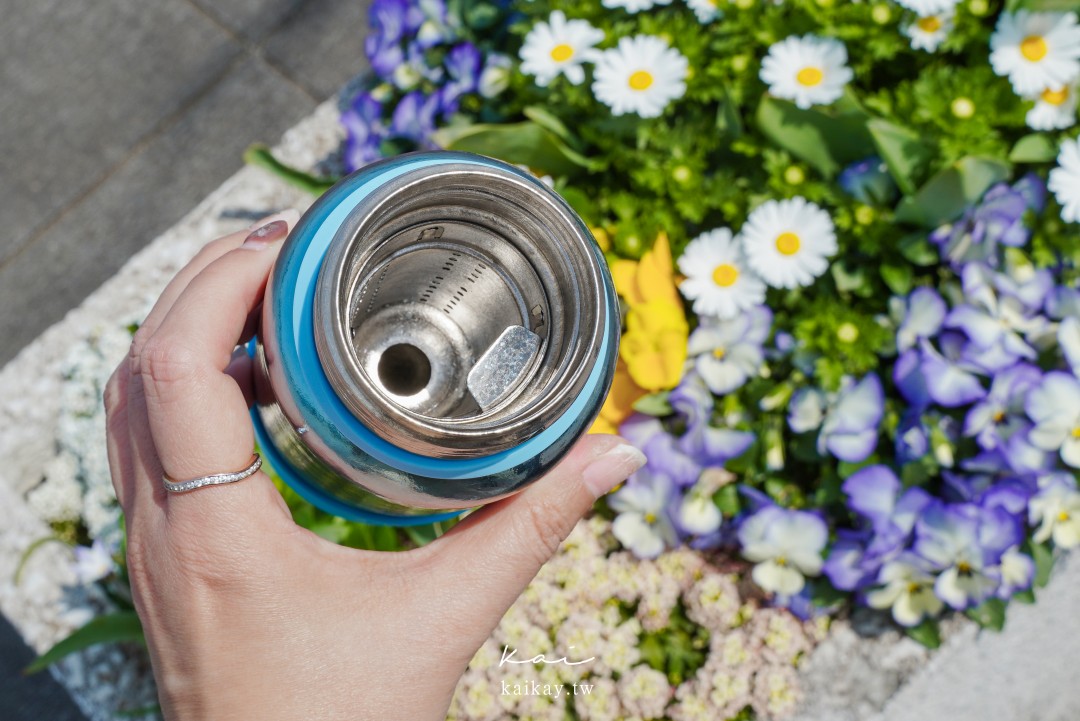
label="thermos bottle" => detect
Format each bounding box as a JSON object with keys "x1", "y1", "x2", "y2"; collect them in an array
[{"x1": 251, "y1": 152, "x2": 620, "y2": 525}]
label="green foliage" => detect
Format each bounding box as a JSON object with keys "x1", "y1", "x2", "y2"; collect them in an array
[
  {"x1": 25, "y1": 612, "x2": 145, "y2": 675},
  {"x1": 243, "y1": 144, "x2": 337, "y2": 195},
  {"x1": 637, "y1": 604, "x2": 710, "y2": 685},
  {"x1": 905, "y1": 618, "x2": 942, "y2": 649},
  {"x1": 966, "y1": 598, "x2": 1007, "y2": 631}
]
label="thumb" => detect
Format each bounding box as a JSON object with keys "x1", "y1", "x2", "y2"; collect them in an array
[{"x1": 428, "y1": 434, "x2": 646, "y2": 631}]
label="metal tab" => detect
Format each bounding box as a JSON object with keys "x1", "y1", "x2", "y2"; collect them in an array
[{"x1": 467, "y1": 325, "x2": 541, "y2": 411}]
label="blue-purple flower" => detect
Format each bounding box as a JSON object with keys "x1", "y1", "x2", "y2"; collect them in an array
[
  {"x1": 838, "y1": 155, "x2": 898, "y2": 205},
  {"x1": 913, "y1": 501, "x2": 1021, "y2": 609},
  {"x1": 686, "y1": 305, "x2": 772, "y2": 395},
  {"x1": 789, "y1": 373, "x2": 884, "y2": 463},
  {"x1": 341, "y1": 92, "x2": 386, "y2": 171},
  {"x1": 895, "y1": 287, "x2": 946, "y2": 353},
  {"x1": 72, "y1": 539, "x2": 116, "y2": 585},
  {"x1": 963, "y1": 362, "x2": 1042, "y2": 451},
  {"x1": 608, "y1": 470, "x2": 678, "y2": 559},
  {"x1": 1025, "y1": 371, "x2": 1080, "y2": 468},
  {"x1": 439, "y1": 42, "x2": 483, "y2": 113},
  {"x1": 738, "y1": 505, "x2": 827, "y2": 596},
  {"x1": 864, "y1": 554, "x2": 944, "y2": 627}
]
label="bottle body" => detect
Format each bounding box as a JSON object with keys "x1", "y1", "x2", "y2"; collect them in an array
[{"x1": 251, "y1": 152, "x2": 620, "y2": 525}]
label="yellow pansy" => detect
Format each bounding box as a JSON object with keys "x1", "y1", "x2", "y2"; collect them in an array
[
  {"x1": 611, "y1": 232, "x2": 682, "y2": 308},
  {"x1": 621, "y1": 298, "x2": 689, "y2": 392},
  {"x1": 590, "y1": 358, "x2": 647, "y2": 435}
]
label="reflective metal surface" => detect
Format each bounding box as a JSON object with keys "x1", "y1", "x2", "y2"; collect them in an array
[{"x1": 251, "y1": 152, "x2": 618, "y2": 520}]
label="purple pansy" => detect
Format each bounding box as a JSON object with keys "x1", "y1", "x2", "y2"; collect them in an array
[
  {"x1": 838, "y1": 155, "x2": 898, "y2": 205},
  {"x1": 390, "y1": 90, "x2": 441, "y2": 142},
  {"x1": 896, "y1": 287, "x2": 947, "y2": 353},
  {"x1": 913, "y1": 501, "x2": 1022, "y2": 609},
  {"x1": 916, "y1": 335, "x2": 987, "y2": 407},
  {"x1": 439, "y1": 42, "x2": 483, "y2": 114},
  {"x1": 963, "y1": 362, "x2": 1042, "y2": 451},
  {"x1": 341, "y1": 92, "x2": 386, "y2": 172},
  {"x1": 686, "y1": 305, "x2": 772, "y2": 395}
]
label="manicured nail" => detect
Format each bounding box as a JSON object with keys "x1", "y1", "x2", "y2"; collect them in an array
[
  {"x1": 241, "y1": 220, "x2": 288, "y2": 250},
  {"x1": 582, "y1": 444, "x2": 647, "y2": 499},
  {"x1": 248, "y1": 208, "x2": 301, "y2": 230}
]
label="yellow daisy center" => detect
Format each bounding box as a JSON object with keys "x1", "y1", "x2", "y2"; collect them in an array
[
  {"x1": 550, "y1": 43, "x2": 574, "y2": 63},
  {"x1": 796, "y1": 66, "x2": 824, "y2": 87},
  {"x1": 1043, "y1": 87, "x2": 1070, "y2": 105},
  {"x1": 1020, "y1": 35, "x2": 1048, "y2": 62},
  {"x1": 775, "y1": 232, "x2": 801, "y2": 256},
  {"x1": 629, "y1": 70, "x2": 654, "y2": 91},
  {"x1": 712, "y1": 263, "x2": 739, "y2": 287},
  {"x1": 713, "y1": 347, "x2": 726, "y2": 360},
  {"x1": 917, "y1": 16, "x2": 943, "y2": 33}
]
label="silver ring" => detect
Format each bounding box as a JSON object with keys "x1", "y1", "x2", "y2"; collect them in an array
[{"x1": 162, "y1": 454, "x2": 263, "y2": 494}]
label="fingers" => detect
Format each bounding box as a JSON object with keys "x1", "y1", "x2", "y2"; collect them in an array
[
  {"x1": 135, "y1": 219, "x2": 293, "y2": 526},
  {"x1": 426, "y1": 435, "x2": 646, "y2": 631},
  {"x1": 130, "y1": 210, "x2": 300, "y2": 360}
]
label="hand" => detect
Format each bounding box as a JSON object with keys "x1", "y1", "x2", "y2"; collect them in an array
[{"x1": 103, "y1": 213, "x2": 646, "y2": 721}]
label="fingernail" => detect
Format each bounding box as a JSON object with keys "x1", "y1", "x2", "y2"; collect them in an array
[
  {"x1": 241, "y1": 220, "x2": 288, "y2": 250},
  {"x1": 248, "y1": 208, "x2": 301, "y2": 230},
  {"x1": 582, "y1": 444, "x2": 646, "y2": 499}
]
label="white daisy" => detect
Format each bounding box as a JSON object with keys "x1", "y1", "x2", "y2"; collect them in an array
[
  {"x1": 760, "y1": 35, "x2": 854, "y2": 110},
  {"x1": 894, "y1": 0, "x2": 959, "y2": 16},
  {"x1": 686, "y1": 0, "x2": 721, "y2": 24},
  {"x1": 990, "y1": 11, "x2": 1080, "y2": 96},
  {"x1": 602, "y1": 0, "x2": 672, "y2": 13},
  {"x1": 740, "y1": 197, "x2": 838, "y2": 289},
  {"x1": 678, "y1": 228, "x2": 766, "y2": 319},
  {"x1": 903, "y1": 11, "x2": 954, "y2": 52},
  {"x1": 1026, "y1": 83, "x2": 1078, "y2": 130},
  {"x1": 592, "y1": 35, "x2": 689, "y2": 118},
  {"x1": 1049, "y1": 138, "x2": 1080, "y2": 222},
  {"x1": 519, "y1": 11, "x2": 605, "y2": 87}
]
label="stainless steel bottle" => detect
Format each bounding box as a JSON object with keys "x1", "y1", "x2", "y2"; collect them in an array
[{"x1": 251, "y1": 151, "x2": 619, "y2": 525}]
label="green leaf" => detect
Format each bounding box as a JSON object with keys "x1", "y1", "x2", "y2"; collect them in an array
[
  {"x1": 881, "y1": 263, "x2": 914, "y2": 295},
  {"x1": 432, "y1": 121, "x2": 593, "y2": 177},
  {"x1": 558, "y1": 186, "x2": 599, "y2": 226},
  {"x1": 522, "y1": 106, "x2": 575, "y2": 144},
  {"x1": 1009, "y1": 133, "x2": 1059, "y2": 163},
  {"x1": 715, "y1": 485, "x2": 741, "y2": 517},
  {"x1": 810, "y1": 579, "x2": 847, "y2": 608},
  {"x1": 14, "y1": 536, "x2": 69, "y2": 586},
  {"x1": 243, "y1": 145, "x2": 338, "y2": 196},
  {"x1": 894, "y1": 156, "x2": 1011, "y2": 228},
  {"x1": 905, "y1": 618, "x2": 941, "y2": 649},
  {"x1": 1030, "y1": 541, "x2": 1054, "y2": 588},
  {"x1": 1012, "y1": 588, "x2": 1036, "y2": 605},
  {"x1": 755, "y1": 98, "x2": 875, "y2": 178},
  {"x1": 867, "y1": 119, "x2": 934, "y2": 196},
  {"x1": 966, "y1": 597, "x2": 1007, "y2": 631},
  {"x1": 1008, "y1": 0, "x2": 1080, "y2": 10},
  {"x1": 898, "y1": 233, "x2": 941, "y2": 266},
  {"x1": 633, "y1": 392, "x2": 673, "y2": 416},
  {"x1": 25, "y1": 611, "x2": 144, "y2": 675}
]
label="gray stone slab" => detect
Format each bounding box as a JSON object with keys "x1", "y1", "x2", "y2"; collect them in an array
[
  {"x1": 261, "y1": 0, "x2": 369, "y2": 100},
  {"x1": 189, "y1": 0, "x2": 304, "y2": 41},
  {"x1": 0, "y1": 56, "x2": 316, "y2": 367},
  {"x1": 0, "y1": 616, "x2": 87, "y2": 721},
  {"x1": 0, "y1": 0, "x2": 239, "y2": 265}
]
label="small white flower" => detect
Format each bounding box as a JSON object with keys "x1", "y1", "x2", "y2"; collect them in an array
[
  {"x1": 602, "y1": 0, "x2": 672, "y2": 12},
  {"x1": 1025, "y1": 370, "x2": 1080, "y2": 467},
  {"x1": 1026, "y1": 83, "x2": 1078, "y2": 130},
  {"x1": 760, "y1": 35, "x2": 853, "y2": 110},
  {"x1": 865, "y1": 558, "x2": 944, "y2": 627},
  {"x1": 678, "y1": 227, "x2": 766, "y2": 319},
  {"x1": 519, "y1": 11, "x2": 605, "y2": 87},
  {"x1": 1049, "y1": 137, "x2": 1080, "y2": 222},
  {"x1": 990, "y1": 11, "x2": 1080, "y2": 96},
  {"x1": 686, "y1": 0, "x2": 721, "y2": 23},
  {"x1": 895, "y1": 0, "x2": 959, "y2": 16},
  {"x1": 740, "y1": 197, "x2": 838, "y2": 289},
  {"x1": 72, "y1": 539, "x2": 116, "y2": 585},
  {"x1": 903, "y1": 11, "x2": 954, "y2": 53},
  {"x1": 479, "y1": 54, "x2": 513, "y2": 98},
  {"x1": 608, "y1": 473, "x2": 677, "y2": 559},
  {"x1": 592, "y1": 35, "x2": 689, "y2": 118},
  {"x1": 738, "y1": 507, "x2": 827, "y2": 596},
  {"x1": 677, "y1": 490, "x2": 723, "y2": 536},
  {"x1": 1029, "y1": 476, "x2": 1080, "y2": 548}
]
